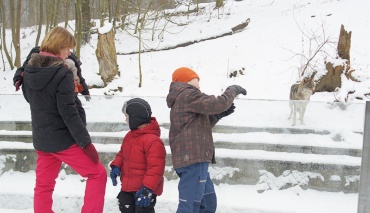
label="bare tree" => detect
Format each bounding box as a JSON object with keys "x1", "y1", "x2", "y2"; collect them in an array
[
  {"x1": 108, "y1": 0, "x2": 112, "y2": 21},
  {"x1": 10, "y1": 0, "x2": 22, "y2": 68},
  {"x1": 100, "y1": 0, "x2": 108, "y2": 27},
  {"x1": 120, "y1": 0, "x2": 129, "y2": 30},
  {"x1": 288, "y1": 14, "x2": 336, "y2": 79},
  {"x1": 133, "y1": 0, "x2": 142, "y2": 34},
  {"x1": 63, "y1": 0, "x2": 70, "y2": 28},
  {"x1": 52, "y1": 0, "x2": 61, "y2": 28},
  {"x1": 0, "y1": 0, "x2": 14, "y2": 70},
  {"x1": 35, "y1": 0, "x2": 43, "y2": 47},
  {"x1": 136, "y1": 0, "x2": 153, "y2": 87},
  {"x1": 75, "y1": 0, "x2": 82, "y2": 58},
  {"x1": 112, "y1": 0, "x2": 121, "y2": 28},
  {"x1": 0, "y1": 20, "x2": 6, "y2": 71},
  {"x1": 81, "y1": 0, "x2": 91, "y2": 44},
  {"x1": 44, "y1": 0, "x2": 51, "y2": 34}
]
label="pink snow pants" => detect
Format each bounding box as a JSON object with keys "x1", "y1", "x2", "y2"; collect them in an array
[{"x1": 34, "y1": 144, "x2": 107, "y2": 213}]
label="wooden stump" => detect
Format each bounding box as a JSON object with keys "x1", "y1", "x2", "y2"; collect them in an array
[
  {"x1": 315, "y1": 62, "x2": 343, "y2": 92},
  {"x1": 96, "y1": 29, "x2": 118, "y2": 85},
  {"x1": 337, "y1": 24, "x2": 351, "y2": 62},
  {"x1": 315, "y1": 25, "x2": 352, "y2": 92}
]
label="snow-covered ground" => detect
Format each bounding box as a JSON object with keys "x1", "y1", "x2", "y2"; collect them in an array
[
  {"x1": 0, "y1": 0, "x2": 369, "y2": 212},
  {"x1": 0, "y1": 95, "x2": 364, "y2": 212}
]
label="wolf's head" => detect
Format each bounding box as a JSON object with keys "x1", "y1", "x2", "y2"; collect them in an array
[
  {"x1": 301, "y1": 71, "x2": 316, "y2": 93},
  {"x1": 302, "y1": 77, "x2": 315, "y2": 92}
]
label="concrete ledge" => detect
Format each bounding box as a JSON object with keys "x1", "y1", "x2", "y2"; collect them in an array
[
  {"x1": 0, "y1": 121, "x2": 341, "y2": 135},
  {"x1": 0, "y1": 149, "x2": 360, "y2": 193},
  {"x1": 0, "y1": 134, "x2": 361, "y2": 157}
]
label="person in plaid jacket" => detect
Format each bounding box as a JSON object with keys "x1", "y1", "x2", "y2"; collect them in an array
[{"x1": 166, "y1": 67, "x2": 247, "y2": 213}]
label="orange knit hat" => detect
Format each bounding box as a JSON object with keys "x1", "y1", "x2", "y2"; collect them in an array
[{"x1": 172, "y1": 67, "x2": 200, "y2": 83}]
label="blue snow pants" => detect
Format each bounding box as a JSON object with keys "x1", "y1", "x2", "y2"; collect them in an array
[{"x1": 175, "y1": 162, "x2": 217, "y2": 213}]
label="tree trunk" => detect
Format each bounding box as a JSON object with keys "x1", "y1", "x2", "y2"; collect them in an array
[
  {"x1": 0, "y1": 0, "x2": 14, "y2": 70},
  {"x1": 81, "y1": 0, "x2": 91, "y2": 45},
  {"x1": 120, "y1": 0, "x2": 128, "y2": 30},
  {"x1": 35, "y1": 0, "x2": 43, "y2": 47},
  {"x1": 75, "y1": 0, "x2": 82, "y2": 58},
  {"x1": 100, "y1": 0, "x2": 107, "y2": 27},
  {"x1": 45, "y1": 0, "x2": 51, "y2": 35},
  {"x1": 112, "y1": 0, "x2": 121, "y2": 28},
  {"x1": 0, "y1": 27, "x2": 5, "y2": 71},
  {"x1": 96, "y1": 29, "x2": 118, "y2": 85},
  {"x1": 53, "y1": 0, "x2": 61, "y2": 28},
  {"x1": 215, "y1": 0, "x2": 223, "y2": 8},
  {"x1": 138, "y1": 28, "x2": 142, "y2": 87},
  {"x1": 337, "y1": 24, "x2": 351, "y2": 63},
  {"x1": 63, "y1": 0, "x2": 69, "y2": 28},
  {"x1": 10, "y1": 0, "x2": 21, "y2": 68},
  {"x1": 134, "y1": 0, "x2": 142, "y2": 34},
  {"x1": 315, "y1": 62, "x2": 343, "y2": 92},
  {"x1": 108, "y1": 0, "x2": 112, "y2": 22}
]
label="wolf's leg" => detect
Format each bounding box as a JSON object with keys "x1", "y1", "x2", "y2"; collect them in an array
[
  {"x1": 292, "y1": 102, "x2": 297, "y2": 126},
  {"x1": 300, "y1": 107, "x2": 306, "y2": 125},
  {"x1": 288, "y1": 101, "x2": 293, "y2": 119}
]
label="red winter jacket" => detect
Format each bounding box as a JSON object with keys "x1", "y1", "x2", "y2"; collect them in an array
[{"x1": 110, "y1": 117, "x2": 166, "y2": 195}]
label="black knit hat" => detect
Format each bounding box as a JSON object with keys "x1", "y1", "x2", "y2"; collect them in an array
[{"x1": 122, "y1": 98, "x2": 152, "y2": 130}]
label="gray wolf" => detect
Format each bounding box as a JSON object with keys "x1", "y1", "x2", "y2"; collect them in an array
[{"x1": 288, "y1": 72, "x2": 316, "y2": 126}]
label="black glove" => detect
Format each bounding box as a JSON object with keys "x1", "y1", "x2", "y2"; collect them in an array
[
  {"x1": 135, "y1": 186, "x2": 153, "y2": 207},
  {"x1": 229, "y1": 85, "x2": 247, "y2": 96},
  {"x1": 215, "y1": 103, "x2": 235, "y2": 120},
  {"x1": 84, "y1": 94, "x2": 91, "y2": 102}
]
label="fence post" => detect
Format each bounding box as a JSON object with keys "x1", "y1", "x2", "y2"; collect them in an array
[{"x1": 358, "y1": 101, "x2": 370, "y2": 213}]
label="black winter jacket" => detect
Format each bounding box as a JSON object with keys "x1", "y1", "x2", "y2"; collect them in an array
[{"x1": 22, "y1": 53, "x2": 91, "y2": 152}]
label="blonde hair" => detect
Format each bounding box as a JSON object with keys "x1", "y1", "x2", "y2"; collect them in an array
[{"x1": 40, "y1": 27, "x2": 76, "y2": 54}]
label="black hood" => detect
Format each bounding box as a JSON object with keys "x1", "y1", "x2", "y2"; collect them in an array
[{"x1": 24, "y1": 54, "x2": 65, "y2": 91}]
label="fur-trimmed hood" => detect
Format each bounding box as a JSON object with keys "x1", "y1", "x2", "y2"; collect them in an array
[
  {"x1": 28, "y1": 53, "x2": 64, "y2": 67},
  {"x1": 24, "y1": 54, "x2": 65, "y2": 91}
]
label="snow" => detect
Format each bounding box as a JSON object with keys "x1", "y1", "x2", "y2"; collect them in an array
[
  {"x1": 0, "y1": 0, "x2": 369, "y2": 212},
  {"x1": 98, "y1": 21, "x2": 113, "y2": 34}
]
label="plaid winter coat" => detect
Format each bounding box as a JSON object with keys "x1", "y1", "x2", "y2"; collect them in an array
[{"x1": 166, "y1": 82, "x2": 238, "y2": 169}]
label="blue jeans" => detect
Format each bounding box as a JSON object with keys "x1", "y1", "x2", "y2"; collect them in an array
[{"x1": 175, "y1": 162, "x2": 217, "y2": 213}]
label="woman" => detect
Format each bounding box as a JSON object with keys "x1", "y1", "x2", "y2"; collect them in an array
[{"x1": 21, "y1": 26, "x2": 107, "y2": 213}]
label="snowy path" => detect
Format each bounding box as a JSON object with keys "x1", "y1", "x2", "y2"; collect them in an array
[{"x1": 0, "y1": 171, "x2": 358, "y2": 213}]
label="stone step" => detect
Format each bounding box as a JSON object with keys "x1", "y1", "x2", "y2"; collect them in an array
[
  {"x1": 0, "y1": 131, "x2": 361, "y2": 157},
  {"x1": 0, "y1": 121, "x2": 336, "y2": 135},
  {"x1": 0, "y1": 144, "x2": 360, "y2": 193}
]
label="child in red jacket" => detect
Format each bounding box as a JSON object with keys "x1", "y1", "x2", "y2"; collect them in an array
[{"x1": 110, "y1": 98, "x2": 166, "y2": 213}]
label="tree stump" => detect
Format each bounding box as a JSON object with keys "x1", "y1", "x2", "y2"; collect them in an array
[
  {"x1": 315, "y1": 25, "x2": 352, "y2": 92},
  {"x1": 96, "y1": 29, "x2": 118, "y2": 86},
  {"x1": 337, "y1": 24, "x2": 351, "y2": 62},
  {"x1": 315, "y1": 62, "x2": 343, "y2": 92}
]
